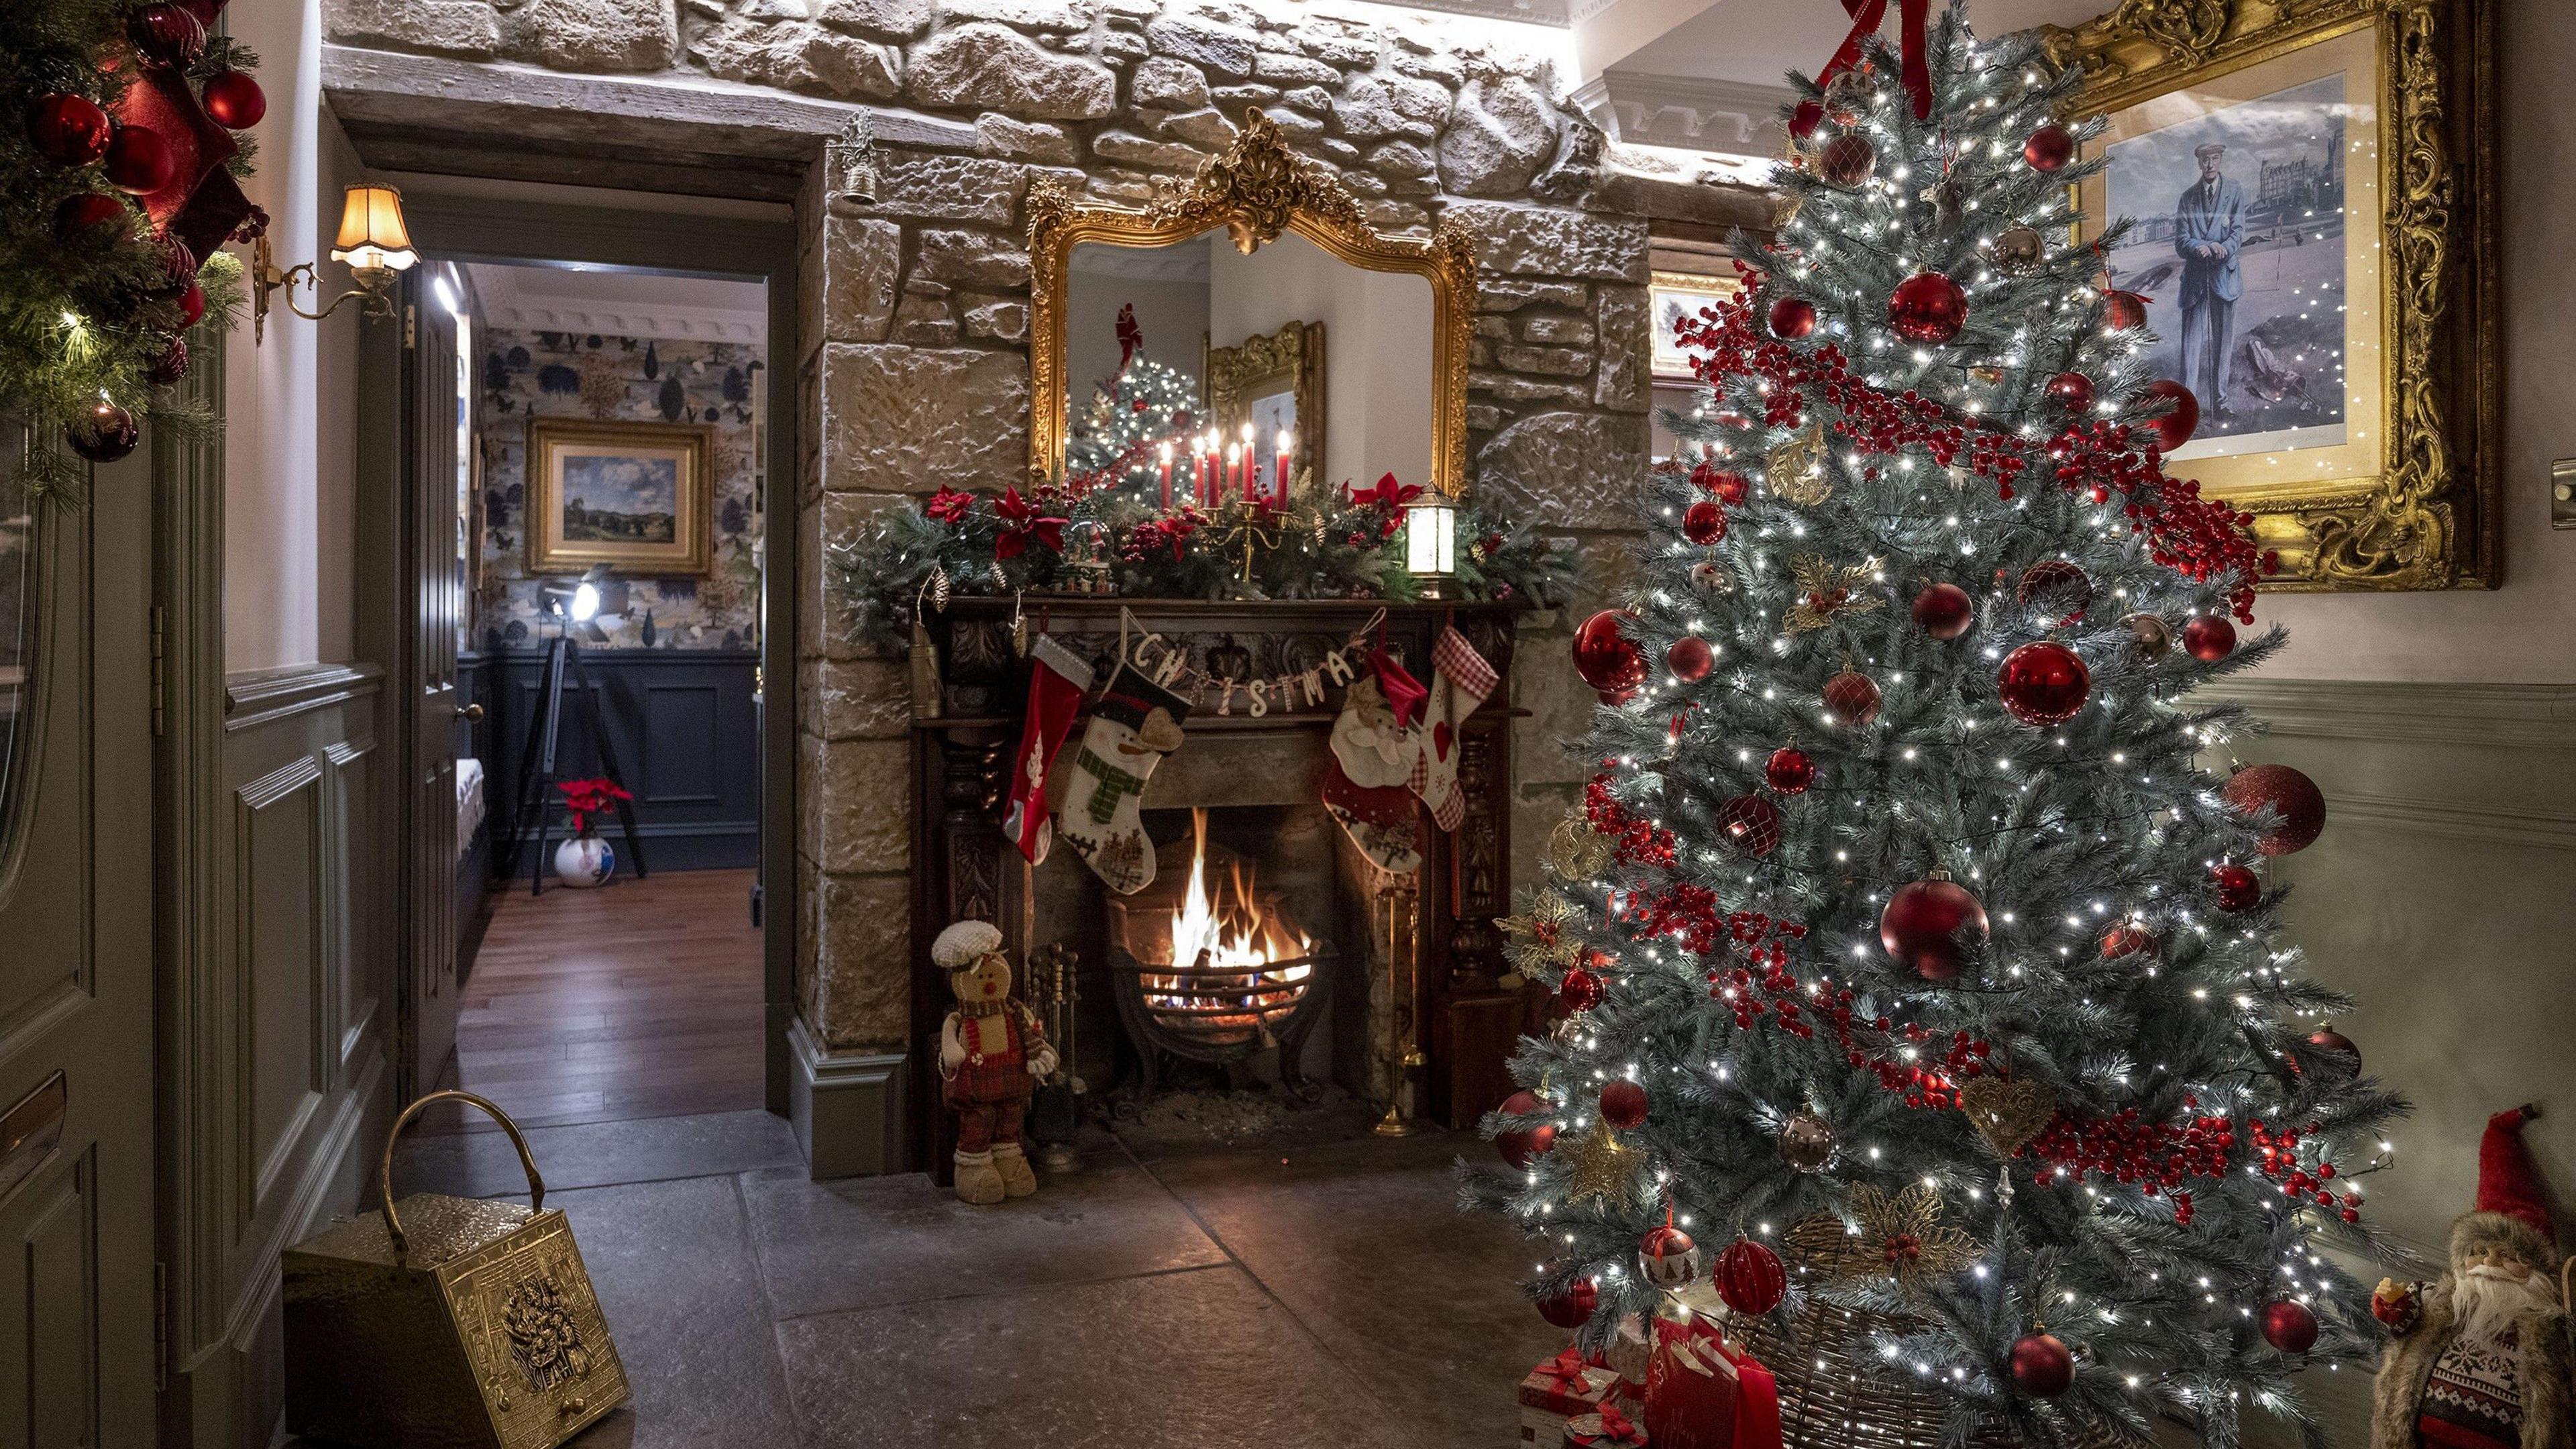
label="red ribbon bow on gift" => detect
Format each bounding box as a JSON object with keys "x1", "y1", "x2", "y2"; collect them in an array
[
  {"x1": 1537, "y1": 1348, "x2": 1595, "y2": 1393},
  {"x1": 1792, "y1": 0, "x2": 1932, "y2": 133},
  {"x1": 993, "y1": 486, "x2": 1067, "y2": 559},
  {"x1": 1580, "y1": 1400, "x2": 1646, "y2": 1446},
  {"x1": 1346, "y1": 472, "x2": 1423, "y2": 509}
]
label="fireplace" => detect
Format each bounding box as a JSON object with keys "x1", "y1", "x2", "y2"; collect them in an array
[{"x1": 908, "y1": 598, "x2": 1533, "y2": 1179}]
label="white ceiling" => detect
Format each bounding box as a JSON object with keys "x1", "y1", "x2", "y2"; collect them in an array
[
  {"x1": 1624, "y1": 0, "x2": 2100, "y2": 85},
  {"x1": 460, "y1": 260, "x2": 768, "y2": 346}
]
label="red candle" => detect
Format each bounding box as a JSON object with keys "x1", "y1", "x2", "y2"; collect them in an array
[
  {"x1": 1158, "y1": 443, "x2": 1173, "y2": 510},
  {"x1": 1273, "y1": 430, "x2": 1293, "y2": 499}
]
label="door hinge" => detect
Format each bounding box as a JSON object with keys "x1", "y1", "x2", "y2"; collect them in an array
[
  {"x1": 154, "y1": 1260, "x2": 170, "y2": 1390},
  {"x1": 149, "y1": 604, "x2": 167, "y2": 737},
  {"x1": 403, "y1": 303, "x2": 417, "y2": 350}
]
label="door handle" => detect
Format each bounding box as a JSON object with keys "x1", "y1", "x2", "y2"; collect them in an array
[{"x1": 456, "y1": 704, "x2": 484, "y2": 722}]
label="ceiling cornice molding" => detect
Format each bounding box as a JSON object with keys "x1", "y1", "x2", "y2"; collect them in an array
[
  {"x1": 467, "y1": 263, "x2": 766, "y2": 346},
  {"x1": 1592, "y1": 70, "x2": 1793, "y2": 154}
]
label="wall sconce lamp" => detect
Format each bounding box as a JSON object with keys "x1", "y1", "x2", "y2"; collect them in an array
[
  {"x1": 1402, "y1": 498, "x2": 1458, "y2": 598},
  {"x1": 253, "y1": 183, "x2": 417, "y2": 342}
]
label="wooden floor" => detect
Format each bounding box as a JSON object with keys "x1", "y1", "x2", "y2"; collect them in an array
[{"x1": 438, "y1": 868, "x2": 765, "y2": 1133}]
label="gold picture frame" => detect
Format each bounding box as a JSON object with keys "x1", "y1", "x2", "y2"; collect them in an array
[
  {"x1": 1650, "y1": 271, "x2": 1743, "y2": 383},
  {"x1": 2044, "y1": 0, "x2": 2499, "y2": 591},
  {"x1": 525, "y1": 417, "x2": 714, "y2": 577},
  {"x1": 1028, "y1": 110, "x2": 1478, "y2": 497},
  {"x1": 1206, "y1": 319, "x2": 1324, "y2": 486}
]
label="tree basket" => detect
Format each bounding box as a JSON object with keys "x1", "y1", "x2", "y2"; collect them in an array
[{"x1": 1737, "y1": 1299, "x2": 2020, "y2": 1449}]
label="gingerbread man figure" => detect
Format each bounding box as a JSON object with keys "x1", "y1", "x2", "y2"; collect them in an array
[{"x1": 932, "y1": 920, "x2": 1058, "y2": 1205}]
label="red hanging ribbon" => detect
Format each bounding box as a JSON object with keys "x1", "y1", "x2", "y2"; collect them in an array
[{"x1": 1792, "y1": 0, "x2": 1932, "y2": 136}]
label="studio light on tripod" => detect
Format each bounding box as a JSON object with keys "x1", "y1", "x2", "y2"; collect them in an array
[{"x1": 540, "y1": 564, "x2": 627, "y2": 641}]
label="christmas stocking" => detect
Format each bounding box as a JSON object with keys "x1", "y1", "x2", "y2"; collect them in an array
[
  {"x1": 1409, "y1": 626, "x2": 1499, "y2": 832},
  {"x1": 1054, "y1": 663, "x2": 1190, "y2": 895},
  {"x1": 1323, "y1": 671, "x2": 1424, "y2": 875},
  {"x1": 1000, "y1": 635, "x2": 1094, "y2": 865}
]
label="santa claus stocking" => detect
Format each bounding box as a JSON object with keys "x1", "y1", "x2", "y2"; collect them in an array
[
  {"x1": 1409, "y1": 626, "x2": 1499, "y2": 832},
  {"x1": 1324, "y1": 667, "x2": 1424, "y2": 875},
  {"x1": 1054, "y1": 663, "x2": 1190, "y2": 895},
  {"x1": 1001, "y1": 635, "x2": 1094, "y2": 865}
]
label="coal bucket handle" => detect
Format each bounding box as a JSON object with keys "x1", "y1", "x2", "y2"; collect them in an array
[{"x1": 378, "y1": 1090, "x2": 548, "y2": 1258}]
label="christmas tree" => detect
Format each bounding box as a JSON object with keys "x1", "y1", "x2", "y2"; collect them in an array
[
  {"x1": 1063, "y1": 302, "x2": 1202, "y2": 502},
  {"x1": 1474, "y1": 12, "x2": 2403, "y2": 1448}
]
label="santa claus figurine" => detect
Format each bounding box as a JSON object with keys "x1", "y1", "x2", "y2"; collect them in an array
[
  {"x1": 933, "y1": 920, "x2": 1059, "y2": 1205},
  {"x1": 2372, "y1": 1106, "x2": 2573, "y2": 1449}
]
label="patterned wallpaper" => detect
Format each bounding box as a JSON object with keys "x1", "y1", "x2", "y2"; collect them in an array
[{"x1": 477, "y1": 327, "x2": 765, "y2": 651}]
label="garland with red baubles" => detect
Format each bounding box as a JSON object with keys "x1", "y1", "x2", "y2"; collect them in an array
[{"x1": 7, "y1": 0, "x2": 262, "y2": 492}]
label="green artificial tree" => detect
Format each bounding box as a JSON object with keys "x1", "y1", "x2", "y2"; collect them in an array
[
  {"x1": 1472, "y1": 11, "x2": 2406, "y2": 1448},
  {"x1": 1062, "y1": 304, "x2": 1203, "y2": 502}
]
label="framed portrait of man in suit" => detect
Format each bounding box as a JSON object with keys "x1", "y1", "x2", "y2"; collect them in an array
[{"x1": 2051, "y1": 0, "x2": 2498, "y2": 593}]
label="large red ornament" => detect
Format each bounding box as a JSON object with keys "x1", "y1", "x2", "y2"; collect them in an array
[
  {"x1": 201, "y1": 70, "x2": 267, "y2": 130},
  {"x1": 1682, "y1": 500, "x2": 1727, "y2": 545},
  {"x1": 2100, "y1": 922, "x2": 2155, "y2": 961},
  {"x1": 1821, "y1": 133, "x2": 1877, "y2": 188},
  {"x1": 1599, "y1": 1080, "x2": 1649, "y2": 1131},
  {"x1": 1538, "y1": 1278, "x2": 1599, "y2": 1329},
  {"x1": 2145, "y1": 380, "x2": 2201, "y2": 451},
  {"x1": 1881, "y1": 875, "x2": 1987, "y2": 981},
  {"x1": 2211, "y1": 863, "x2": 2261, "y2": 912},
  {"x1": 54, "y1": 193, "x2": 129, "y2": 246},
  {"x1": 1765, "y1": 745, "x2": 1814, "y2": 796},
  {"x1": 1911, "y1": 582, "x2": 1974, "y2": 640},
  {"x1": 1998, "y1": 641, "x2": 2090, "y2": 726},
  {"x1": 1888, "y1": 272, "x2": 1968, "y2": 344},
  {"x1": 1666, "y1": 636, "x2": 1713, "y2": 683},
  {"x1": 173, "y1": 282, "x2": 207, "y2": 329},
  {"x1": 2009, "y1": 1333, "x2": 2074, "y2": 1397},
  {"x1": 146, "y1": 335, "x2": 191, "y2": 387},
  {"x1": 1572, "y1": 611, "x2": 1647, "y2": 700},
  {"x1": 2016, "y1": 560, "x2": 2092, "y2": 625},
  {"x1": 105, "y1": 124, "x2": 178, "y2": 195},
  {"x1": 1559, "y1": 967, "x2": 1605, "y2": 1014},
  {"x1": 2103, "y1": 290, "x2": 2149, "y2": 331},
  {"x1": 1768, "y1": 297, "x2": 1818, "y2": 341},
  {"x1": 67, "y1": 401, "x2": 140, "y2": 464},
  {"x1": 132, "y1": 3, "x2": 209, "y2": 66},
  {"x1": 1714, "y1": 1238, "x2": 1786, "y2": 1316},
  {"x1": 1693, "y1": 466, "x2": 1750, "y2": 506},
  {"x1": 1497, "y1": 1089, "x2": 1557, "y2": 1168},
  {"x1": 1823, "y1": 670, "x2": 1880, "y2": 727},
  {"x1": 2023, "y1": 124, "x2": 2076, "y2": 173},
  {"x1": 2045, "y1": 371, "x2": 2096, "y2": 411},
  {"x1": 30, "y1": 93, "x2": 115, "y2": 166},
  {"x1": 1638, "y1": 1225, "x2": 1701, "y2": 1289},
  {"x1": 2183, "y1": 614, "x2": 2237, "y2": 661},
  {"x1": 2222, "y1": 763, "x2": 2325, "y2": 855},
  {"x1": 2308, "y1": 1028, "x2": 2360, "y2": 1071},
  {"x1": 1717, "y1": 794, "x2": 1780, "y2": 857},
  {"x1": 2260, "y1": 1300, "x2": 2318, "y2": 1354}
]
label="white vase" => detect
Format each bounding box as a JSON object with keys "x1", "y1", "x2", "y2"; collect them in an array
[{"x1": 554, "y1": 835, "x2": 616, "y2": 888}]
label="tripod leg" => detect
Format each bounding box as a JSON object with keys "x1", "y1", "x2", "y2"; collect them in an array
[
  {"x1": 568, "y1": 643, "x2": 649, "y2": 880},
  {"x1": 530, "y1": 637, "x2": 570, "y2": 896},
  {"x1": 500, "y1": 639, "x2": 553, "y2": 880}
]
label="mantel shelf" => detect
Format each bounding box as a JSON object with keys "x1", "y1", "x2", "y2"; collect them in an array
[{"x1": 912, "y1": 706, "x2": 1535, "y2": 732}]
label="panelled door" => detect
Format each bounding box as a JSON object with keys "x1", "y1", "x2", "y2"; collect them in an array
[
  {"x1": 0, "y1": 437, "x2": 160, "y2": 1444},
  {"x1": 400, "y1": 278, "x2": 466, "y2": 1100}
]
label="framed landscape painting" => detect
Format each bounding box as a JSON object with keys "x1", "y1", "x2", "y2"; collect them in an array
[
  {"x1": 1650, "y1": 272, "x2": 1741, "y2": 382},
  {"x1": 526, "y1": 417, "x2": 713, "y2": 576}
]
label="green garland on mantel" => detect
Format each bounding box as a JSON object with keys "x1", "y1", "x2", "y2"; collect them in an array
[{"x1": 836, "y1": 474, "x2": 1572, "y2": 651}]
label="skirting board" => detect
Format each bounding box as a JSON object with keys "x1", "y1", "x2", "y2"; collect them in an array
[{"x1": 786, "y1": 1018, "x2": 908, "y2": 1180}]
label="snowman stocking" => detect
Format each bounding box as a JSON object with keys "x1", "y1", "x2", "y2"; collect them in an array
[
  {"x1": 1054, "y1": 663, "x2": 1191, "y2": 895},
  {"x1": 1409, "y1": 626, "x2": 1499, "y2": 831},
  {"x1": 1323, "y1": 668, "x2": 1424, "y2": 875},
  {"x1": 1000, "y1": 635, "x2": 1095, "y2": 865}
]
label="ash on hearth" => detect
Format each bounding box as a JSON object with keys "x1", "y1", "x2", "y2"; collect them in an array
[{"x1": 1112, "y1": 1085, "x2": 1379, "y2": 1152}]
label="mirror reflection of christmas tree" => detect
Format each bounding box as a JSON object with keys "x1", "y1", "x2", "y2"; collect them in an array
[{"x1": 1065, "y1": 304, "x2": 1199, "y2": 502}]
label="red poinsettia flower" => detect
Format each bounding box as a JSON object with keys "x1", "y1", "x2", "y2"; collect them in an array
[
  {"x1": 557, "y1": 776, "x2": 633, "y2": 836},
  {"x1": 925, "y1": 486, "x2": 973, "y2": 525},
  {"x1": 991, "y1": 486, "x2": 1066, "y2": 559},
  {"x1": 1346, "y1": 472, "x2": 1422, "y2": 510}
]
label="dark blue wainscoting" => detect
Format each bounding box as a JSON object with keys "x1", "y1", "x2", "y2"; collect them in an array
[{"x1": 460, "y1": 647, "x2": 761, "y2": 874}]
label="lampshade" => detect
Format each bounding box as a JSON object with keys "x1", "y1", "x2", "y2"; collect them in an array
[
  {"x1": 1403, "y1": 498, "x2": 1457, "y2": 578},
  {"x1": 329, "y1": 184, "x2": 417, "y2": 274}
]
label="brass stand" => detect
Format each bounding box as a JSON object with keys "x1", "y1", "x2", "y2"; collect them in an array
[{"x1": 1373, "y1": 886, "x2": 1419, "y2": 1136}]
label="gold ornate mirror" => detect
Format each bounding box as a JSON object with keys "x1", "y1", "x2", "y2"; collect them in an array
[{"x1": 1028, "y1": 111, "x2": 1476, "y2": 498}]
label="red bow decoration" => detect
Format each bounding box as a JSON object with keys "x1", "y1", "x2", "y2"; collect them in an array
[
  {"x1": 925, "y1": 486, "x2": 973, "y2": 525},
  {"x1": 1792, "y1": 0, "x2": 1932, "y2": 135},
  {"x1": 1346, "y1": 472, "x2": 1423, "y2": 509},
  {"x1": 1368, "y1": 647, "x2": 1428, "y2": 730},
  {"x1": 1536, "y1": 1348, "x2": 1595, "y2": 1393},
  {"x1": 992, "y1": 486, "x2": 1066, "y2": 559},
  {"x1": 1577, "y1": 1400, "x2": 1646, "y2": 1446}
]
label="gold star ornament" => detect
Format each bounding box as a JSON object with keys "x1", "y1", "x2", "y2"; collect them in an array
[{"x1": 1560, "y1": 1127, "x2": 1642, "y2": 1212}]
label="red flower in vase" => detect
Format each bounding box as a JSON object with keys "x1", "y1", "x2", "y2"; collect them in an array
[
  {"x1": 557, "y1": 777, "x2": 632, "y2": 837},
  {"x1": 992, "y1": 486, "x2": 1066, "y2": 559},
  {"x1": 1346, "y1": 472, "x2": 1421, "y2": 510},
  {"x1": 925, "y1": 486, "x2": 973, "y2": 525}
]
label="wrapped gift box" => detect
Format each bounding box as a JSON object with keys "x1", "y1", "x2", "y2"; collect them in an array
[
  {"x1": 1642, "y1": 1316, "x2": 1780, "y2": 1449},
  {"x1": 1519, "y1": 1348, "x2": 1621, "y2": 1446},
  {"x1": 1560, "y1": 1399, "x2": 1650, "y2": 1448}
]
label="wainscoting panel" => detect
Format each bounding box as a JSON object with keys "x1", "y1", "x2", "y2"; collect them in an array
[{"x1": 472, "y1": 647, "x2": 760, "y2": 872}]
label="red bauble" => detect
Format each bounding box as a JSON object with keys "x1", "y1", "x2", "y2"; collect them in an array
[
  {"x1": 1599, "y1": 1079, "x2": 1649, "y2": 1130},
  {"x1": 2045, "y1": 371, "x2": 2097, "y2": 411},
  {"x1": 1537, "y1": 1278, "x2": 1599, "y2": 1330},
  {"x1": 173, "y1": 282, "x2": 207, "y2": 330},
  {"x1": 2211, "y1": 863, "x2": 2262, "y2": 912},
  {"x1": 2145, "y1": 380, "x2": 2200, "y2": 451},
  {"x1": 67, "y1": 401, "x2": 140, "y2": 464},
  {"x1": 2023, "y1": 124, "x2": 2076, "y2": 173},
  {"x1": 2308, "y1": 1028, "x2": 2361, "y2": 1071},
  {"x1": 1765, "y1": 745, "x2": 1815, "y2": 796},
  {"x1": 30, "y1": 93, "x2": 115, "y2": 166},
  {"x1": 2017, "y1": 559, "x2": 2093, "y2": 625},
  {"x1": 2260, "y1": 1300, "x2": 2319, "y2": 1354},
  {"x1": 1695, "y1": 466, "x2": 1750, "y2": 506},
  {"x1": 1717, "y1": 794, "x2": 1780, "y2": 857},
  {"x1": 1682, "y1": 499, "x2": 1728, "y2": 545},
  {"x1": 2182, "y1": 614, "x2": 2237, "y2": 661},
  {"x1": 105, "y1": 125, "x2": 177, "y2": 195},
  {"x1": 1638, "y1": 1225, "x2": 1701, "y2": 1289},
  {"x1": 1997, "y1": 641, "x2": 2090, "y2": 726},
  {"x1": 201, "y1": 70, "x2": 268, "y2": 130},
  {"x1": 1821, "y1": 133, "x2": 1877, "y2": 188},
  {"x1": 131, "y1": 3, "x2": 209, "y2": 66},
  {"x1": 1497, "y1": 1089, "x2": 1558, "y2": 1169},
  {"x1": 1823, "y1": 670, "x2": 1881, "y2": 727},
  {"x1": 1559, "y1": 967, "x2": 1605, "y2": 1013},
  {"x1": 1880, "y1": 875, "x2": 1988, "y2": 981},
  {"x1": 1666, "y1": 636, "x2": 1713, "y2": 683},
  {"x1": 2009, "y1": 1333, "x2": 2075, "y2": 1397},
  {"x1": 1714, "y1": 1238, "x2": 1786, "y2": 1316},
  {"x1": 1911, "y1": 582, "x2": 1974, "y2": 640},
  {"x1": 2103, "y1": 290, "x2": 2150, "y2": 331},
  {"x1": 1768, "y1": 297, "x2": 1818, "y2": 341},
  {"x1": 2100, "y1": 922, "x2": 2156, "y2": 961},
  {"x1": 177, "y1": 0, "x2": 230, "y2": 21},
  {"x1": 1888, "y1": 272, "x2": 1968, "y2": 344},
  {"x1": 54, "y1": 193, "x2": 129, "y2": 246},
  {"x1": 2222, "y1": 763, "x2": 2326, "y2": 855},
  {"x1": 146, "y1": 335, "x2": 191, "y2": 387},
  {"x1": 1572, "y1": 611, "x2": 1647, "y2": 700}
]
